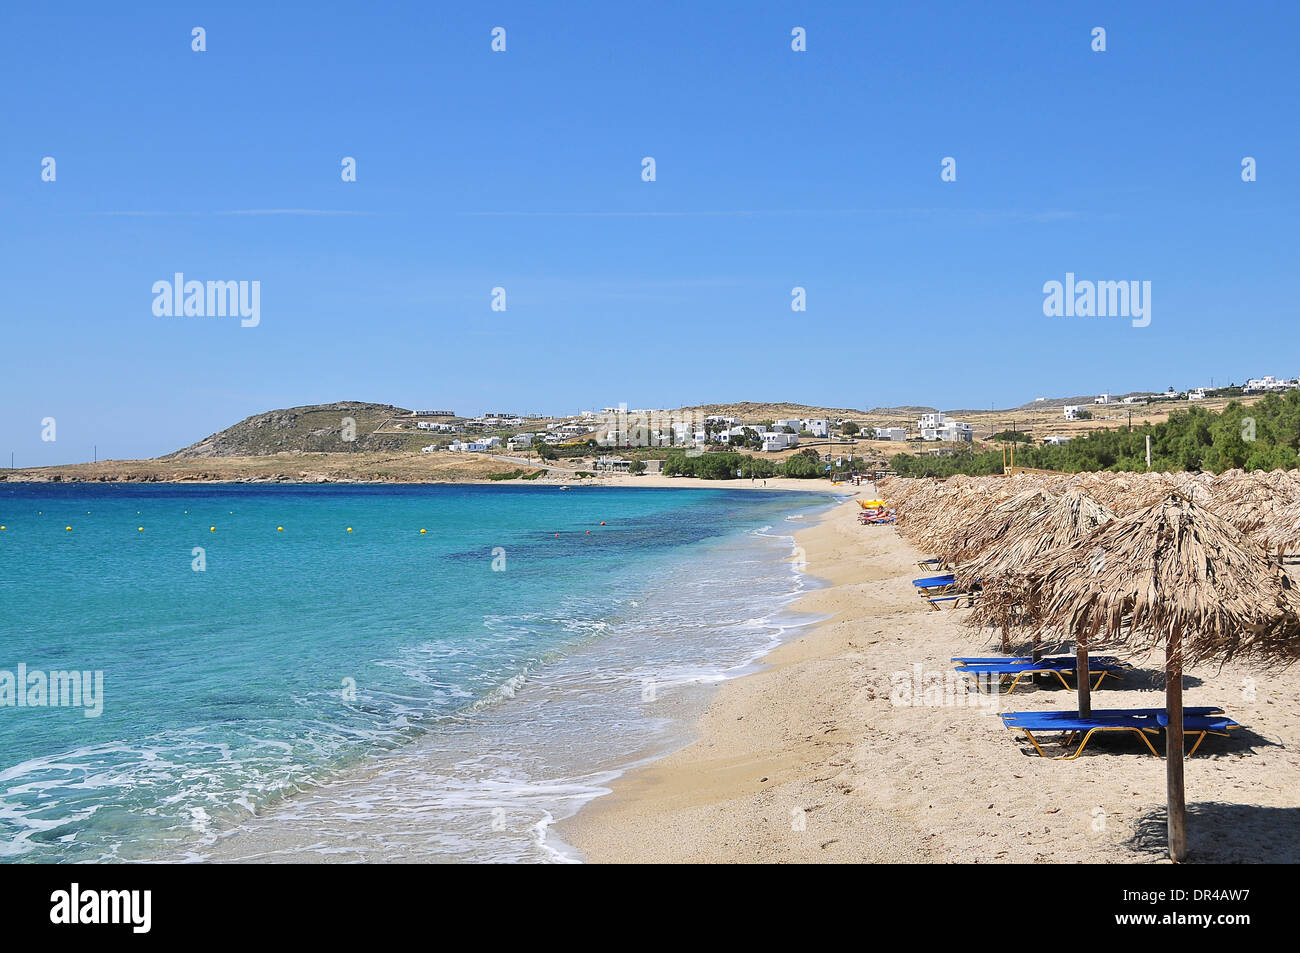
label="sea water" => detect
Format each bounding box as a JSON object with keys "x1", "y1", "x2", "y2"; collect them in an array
[{"x1": 0, "y1": 483, "x2": 834, "y2": 862}]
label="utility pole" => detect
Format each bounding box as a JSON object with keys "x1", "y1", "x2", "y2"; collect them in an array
[{"x1": 94, "y1": 445, "x2": 97, "y2": 464}]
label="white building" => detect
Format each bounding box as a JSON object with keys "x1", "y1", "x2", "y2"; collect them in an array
[
  {"x1": 922, "y1": 421, "x2": 973, "y2": 442},
  {"x1": 918, "y1": 412, "x2": 947, "y2": 430},
  {"x1": 507, "y1": 433, "x2": 535, "y2": 451},
  {"x1": 1063, "y1": 405, "x2": 1081, "y2": 421},
  {"x1": 1188, "y1": 388, "x2": 1206, "y2": 400},
  {"x1": 873, "y1": 427, "x2": 907, "y2": 441},
  {"x1": 420, "y1": 444, "x2": 438, "y2": 453},
  {"x1": 417, "y1": 421, "x2": 458, "y2": 432},
  {"x1": 1244, "y1": 376, "x2": 1294, "y2": 393},
  {"x1": 773, "y1": 419, "x2": 801, "y2": 432},
  {"x1": 761, "y1": 432, "x2": 799, "y2": 452},
  {"x1": 1043, "y1": 435, "x2": 1072, "y2": 446},
  {"x1": 801, "y1": 418, "x2": 829, "y2": 438},
  {"x1": 1094, "y1": 393, "x2": 1112, "y2": 404},
  {"x1": 712, "y1": 426, "x2": 761, "y2": 445},
  {"x1": 551, "y1": 423, "x2": 592, "y2": 437}
]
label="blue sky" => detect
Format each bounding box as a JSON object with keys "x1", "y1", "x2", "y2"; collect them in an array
[{"x1": 3, "y1": 1, "x2": 1297, "y2": 463}]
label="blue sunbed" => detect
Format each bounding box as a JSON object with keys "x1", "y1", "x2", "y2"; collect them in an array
[
  {"x1": 913, "y1": 573, "x2": 956, "y2": 590},
  {"x1": 951, "y1": 655, "x2": 1120, "y2": 668},
  {"x1": 1156, "y1": 711, "x2": 1241, "y2": 756},
  {"x1": 955, "y1": 657, "x2": 1127, "y2": 694},
  {"x1": 1001, "y1": 707, "x2": 1229, "y2": 759}
]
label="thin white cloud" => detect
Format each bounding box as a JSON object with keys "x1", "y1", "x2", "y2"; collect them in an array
[{"x1": 86, "y1": 209, "x2": 377, "y2": 217}]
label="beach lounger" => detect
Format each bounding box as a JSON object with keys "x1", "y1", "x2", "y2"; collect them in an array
[
  {"x1": 1001, "y1": 707, "x2": 1225, "y2": 760},
  {"x1": 858, "y1": 513, "x2": 896, "y2": 525},
  {"x1": 913, "y1": 574, "x2": 958, "y2": 595},
  {"x1": 956, "y1": 657, "x2": 1128, "y2": 696},
  {"x1": 956, "y1": 657, "x2": 1126, "y2": 694},
  {"x1": 1157, "y1": 711, "x2": 1241, "y2": 756},
  {"x1": 926, "y1": 593, "x2": 979, "y2": 610},
  {"x1": 916, "y1": 557, "x2": 947, "y2": 571},
  {"x1": 950, "y1": 655, "x2": 1120, "y2": 667}
]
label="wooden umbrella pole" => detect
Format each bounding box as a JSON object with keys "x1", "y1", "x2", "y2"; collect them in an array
[
  {"x1": 1000, "y1": 624, "x2": 1010, "y2": 653},
  {"x1": 1076, "y1": 635, "x2": 1092, "y2": 717},
  {"x1": 1166, "y1": 632, "x2": 1187, "y2": 862}
]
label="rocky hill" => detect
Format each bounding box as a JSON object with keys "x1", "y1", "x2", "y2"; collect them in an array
[{"x1": 165, "y1": 402, "x2": 416, "y2": 458}]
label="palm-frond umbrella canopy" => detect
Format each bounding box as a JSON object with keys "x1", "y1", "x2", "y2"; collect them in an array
[
  {"x1": 1208, "y1": 470, "x2": 1300, "y2": 538},
  {"x1": 937, "y1": 487, "x2": 1058, "y2": 565},
  {"x1": 960, "y1": 489, "x2": 1115, "y2": 645},
  {"x1": 1030, "y1": 493, "x2": 1300, "y2": 861},
  {"x1": 1259, "y1": 497, "x2": 1300, "y2": 556}
]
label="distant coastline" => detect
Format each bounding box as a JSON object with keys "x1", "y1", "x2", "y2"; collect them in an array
[{"x1": 0, "y1": 457, "x2": 840, "y2": 494}]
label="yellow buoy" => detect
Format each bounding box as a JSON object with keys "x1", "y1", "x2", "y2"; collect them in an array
[
  {"x1": 138, "y1": 526, "x2": 144, "y2": 531},
  {"x1": 346, "y1": 527, "x2": 353, "y2": 533},
  {"x1": 1, "y1": 525, "x2": 6, "y2": 531},
  {"x1": 65, "y1": 526, "x2": 72, "y2": 531},
  {"x1": 277, "y1": 526, "x2": 284, "y2": 532},
  {"x1": 210, "y1": 526, "x2": 216, "y2": 532},
  {"x1": 419, "y1": 528, "x2": 427, "y2": 534}
]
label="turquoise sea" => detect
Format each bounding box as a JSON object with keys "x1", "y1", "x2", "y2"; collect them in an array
[{"x1": 0, "y1": 483, "x2": 834, "y2": 862}]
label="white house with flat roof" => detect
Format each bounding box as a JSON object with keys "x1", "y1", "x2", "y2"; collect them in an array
[
  {"x1": 922, "y1": 421, "x2": 973, "y2": 442},
  {"x1": 1064, "y1": 405, "x2": 1081, "y2": 420},
  {"x1": 801, "y1": 418, "x2": 829, "y2": 437},
  {"x1": 1094, "y1": 393, "x2": 1112, "y2": 404},
  {"x1": 1244, "y1": 376, "x2": 1294, "y2": 393},
  {"x1": 918, "y1": 412, "x2": 947, "y2": 430},
  {"x1": 761, "y1": 432, "x2": 799, "y2": 452},
  {"x1": 874, "y1": 427, "x2": 907, "y2": 441}
]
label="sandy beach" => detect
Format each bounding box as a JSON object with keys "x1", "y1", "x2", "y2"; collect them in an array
[{"x1": 559, "y1": 494, "x2": 1300, "y2": 863}]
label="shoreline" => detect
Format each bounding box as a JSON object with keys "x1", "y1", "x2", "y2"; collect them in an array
[
  {"x1": 0, "y1": 473, "x2": 842, "y2": 494},
  {"x1": 558, "y1": 496, "x2": 1300, "y2": 864}
]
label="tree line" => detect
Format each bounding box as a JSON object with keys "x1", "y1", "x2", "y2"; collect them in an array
[{"x1": 889, "y1": 394, "x2": 1300, "y2": 478}]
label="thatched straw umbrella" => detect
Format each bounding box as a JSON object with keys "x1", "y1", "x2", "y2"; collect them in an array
[
  {"x1": 1031, "y1": 493, "x2": 1300, "y2": 861},
  {"x1": 959, "y1": 488, "x2": 1115, "y2": 658},
  {"x1": 1259, "y1": 497, "x2": 1300, "y2": 561},
  {"x1": 939, "y1": 487, "x2": 1057, "y2": 566},
  {"x1": 1208, "y1": 469, "x2": 1300, "y2": 539}
]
